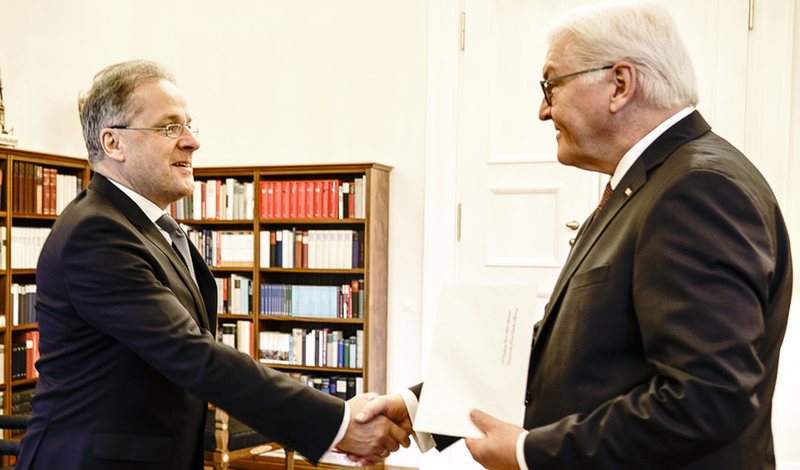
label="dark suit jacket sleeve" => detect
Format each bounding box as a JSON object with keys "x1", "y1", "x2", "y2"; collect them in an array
[
  {"x1": 524, "y1": 170, "x2": 786, "y2": 467},
  {"x1": 59, "y1": 211, "x2": 343, "y2": 462}
]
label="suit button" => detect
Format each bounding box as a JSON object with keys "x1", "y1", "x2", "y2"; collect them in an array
[{"x1": 525, "y1": 389, "x2": 531, "y2": 406}]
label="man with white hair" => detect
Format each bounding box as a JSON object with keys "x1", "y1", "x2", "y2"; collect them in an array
[{"x1": 357, "y1": 2, "x2": 792, "y2": 469}]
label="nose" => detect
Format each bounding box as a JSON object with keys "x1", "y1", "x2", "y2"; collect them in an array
[
  {"x1": 178, "y1": 128, "x2": 200, "y2": 151},
  {"x1": 538, "y1": 98, "x2": 552, "y2": 121}
]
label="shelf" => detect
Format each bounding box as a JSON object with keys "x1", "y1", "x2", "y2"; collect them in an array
[
  {"x1": 259, "y1": 268, "x2": 364, "y2": 275},
  {"x1": 177, "y1": 219, "x2": 254, "y2": 226},
  {"x1": 259, "y1": 218, "x2": 365, "y2": 225},
  {"x1": 11, "y1": 323, "x2": 37, "y2": 332},
  {"x1": 9, "y1": 269, "x2": 36, "y2": 276},
  {"x1": 209, "y1": 266, "x2": 255, "y2": 272},
  {"x1": 259, "y1": 315, "x2": 363, "y2": 325},
  {"x1": 261, "y1": 363, "x2": 363, "y2": 374},
  {"x1": 10, "y1": 213, "x2": 58, "y2": 221},
  {"x1": 11, "y1": 377, "x2": 37, "y2": 387}
]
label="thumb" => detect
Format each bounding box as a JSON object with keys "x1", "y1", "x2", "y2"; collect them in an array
[
  {"x1": 469, "y1": 409, "x2": 495, "y2": 433},
  {"x1": 355, "y1": 397, "x2": 389, "y2": 423}
]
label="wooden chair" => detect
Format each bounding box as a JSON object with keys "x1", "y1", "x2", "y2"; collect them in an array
[{"x1": 204, "y1": 407, "x2": 294, "y2": 470}]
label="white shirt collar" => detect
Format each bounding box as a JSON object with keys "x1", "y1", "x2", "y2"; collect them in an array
[
  {"x1": 609, "y1": 106, "x2": 695, "y2": 189},
  {"x1": 106, "y1": 178, "x2": 172, "y2": 242}
]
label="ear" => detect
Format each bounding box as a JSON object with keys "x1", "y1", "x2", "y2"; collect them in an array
[
  {"x1": 608, "y1": 61, "x2": 637, "y2": 113},
  {"x1": 100, "y1": 128, "x2": 125, "y2": 163}
]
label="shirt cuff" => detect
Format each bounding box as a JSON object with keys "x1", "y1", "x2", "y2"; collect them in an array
[
  {"x1": 329, "y1": 401, "x2": 351, "y2": 451},
  {"x1": 516, "y1": 430, "x2": 530, "y2": 470},
  {"x1": 399, "y1": 389, "x2": 437, "y2": 452}
]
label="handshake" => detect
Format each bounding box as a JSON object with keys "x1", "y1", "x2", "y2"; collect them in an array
[
  {"x1": 334, "y1": 393, "x2": 412, "y2": 465},
  {"x1": 334, "y1": 392, "x2": 525, "y2": 469}
]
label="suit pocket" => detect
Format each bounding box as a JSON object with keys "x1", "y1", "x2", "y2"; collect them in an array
[
  {"x1": 92, "y1": 432, "x2": 172, "y2": 463},
  {"x1": 569, "y1": 264, "x2": 610, "y2": 289}
]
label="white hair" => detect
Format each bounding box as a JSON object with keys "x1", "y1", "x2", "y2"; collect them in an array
[{"x1": 546, "y1": 0, "x2": 699, "y2": 109}]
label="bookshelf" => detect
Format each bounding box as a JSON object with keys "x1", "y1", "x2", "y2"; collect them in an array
[
  {"x1": 0, "y1": 155, "x2": 390, "y2": 468},
  {"x1": 0, "y1": 148, "x2": 90, "y2": 466},
  {"x1": 172, "y1": 163, "x2": 391, "y2": 468}
]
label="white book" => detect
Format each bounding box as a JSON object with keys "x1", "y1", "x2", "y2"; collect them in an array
[{"x1": 236, "y1": 320, "x2": 251, "y2": 355}]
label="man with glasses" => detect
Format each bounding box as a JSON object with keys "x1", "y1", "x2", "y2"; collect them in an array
[
  {"x1": 17, "y1": 60, "x2": 410, "y2": 470},
  {"x1": 357, "y1": 2, "x2": 792, "y2": 469}
]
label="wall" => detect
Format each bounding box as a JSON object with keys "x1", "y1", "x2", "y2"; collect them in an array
[
  {"x1": 772, "y1": 2, "x2": 800, "y2": 467},
  {"x1": 0, "y1": 1, "x2": 428, "y2": 466}
]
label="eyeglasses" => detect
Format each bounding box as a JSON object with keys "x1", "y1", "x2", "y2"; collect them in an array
[
  {"x1": 539, "y1": 65, "x2": 614, "y2": 107},
  {"x1": 109, "y1": 122, "x2": 199, "y2": 139}
]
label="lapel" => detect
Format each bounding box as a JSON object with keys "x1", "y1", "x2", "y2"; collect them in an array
[
  {"x1": 533, "y1": 111, "x2": 712, "y2": 357},
  {"x1": 89, "y1": 174, "x2": 212, "y2": 331}
]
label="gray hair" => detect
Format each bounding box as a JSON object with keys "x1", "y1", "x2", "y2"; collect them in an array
[
  {"x1": 546, "y1": 0, "x2": 698, "y2": 109},
  {"x1": 79, "y1": 60, "x2": 176, "y2": 166}
]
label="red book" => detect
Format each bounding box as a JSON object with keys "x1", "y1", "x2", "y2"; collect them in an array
[
  {"x1": 348, "y1": 184, "x2": 356, "y2": 219},
  {"x1": 259, "y1": 181, "x2": 269, "y2": 219},
  {"x1": 297, "y1": 181, "x2": 307, "y2": 219},
  {"x1": 274, "y1": 181, "x2": 283, "y2": 219},
  {"x1": 302, "y1": 231, "x2": 309, "y2": 268},
  {"x1": 281, "y1": 181, "x2": 291, "y2": 218},
  {"x1": 23, "y1": 330, "x2": 40, "y2": 379},
  {"x1": 289, "y1": 181, "x2": 298, "y2": 219},
  {"x1": 305, "y1": 180, "x2": 314, "y2": 218},
  {"x1": 294, "y1": 231, "x2": 303, "y2": 268},
  {"x1": 267, "y1": 181, "x2": 275, "y2": 219},
  {"x1": 321, "y1": 180, "x2": 329, "y2": 219},
  {"x1": 329, "y1": 180, "x2": 339, "y2": 218},
  {"x1": 313, "y1": 181, "x2": 323, "y2": 218}
]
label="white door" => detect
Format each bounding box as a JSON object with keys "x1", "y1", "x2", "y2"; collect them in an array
[{"x1": 420, "y1": 1, "x2": 748, "y2": 469}]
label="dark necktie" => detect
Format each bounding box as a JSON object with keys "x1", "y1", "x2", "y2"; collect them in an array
[
  {"x1": 156, "y1": 213, "x2": 196, "y2": 283},
  {"x1": 593, "y1": 182, "x2": 613, "y2": 218}
]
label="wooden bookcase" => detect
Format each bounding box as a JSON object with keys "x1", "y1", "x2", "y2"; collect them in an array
[
  {"x1": 175, "y1": 163, "x2": 391, "y2": 468},
  {"x1": 0, "y1": 148, "x2": 90, "y2": 467},
  {"x1": 0, "y1": 154, "x2": 391, "y2": 468}
]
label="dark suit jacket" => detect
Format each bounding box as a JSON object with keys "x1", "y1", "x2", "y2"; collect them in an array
[
  {"x1": 18, "y1": 174, "x2": 344, "y2": 469},
  {"x1": 416, "y1": 112, "x2": 792, "y2": 469}
]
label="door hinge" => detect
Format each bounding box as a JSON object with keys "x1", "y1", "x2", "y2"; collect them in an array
[
  {"x1": 460, "y1": 11, "x2": 466, "y2": 51},
  {"x1": 456, "y1": 203, "x2": 462, "y2": 241},
  {"x1": 748, "y1": 0, "x2": 755, "y2": 30}
]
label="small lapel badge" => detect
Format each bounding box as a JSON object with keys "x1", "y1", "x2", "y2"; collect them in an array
[{"x1": 624, "y1": 187, "x2": 633, "y2": 197}]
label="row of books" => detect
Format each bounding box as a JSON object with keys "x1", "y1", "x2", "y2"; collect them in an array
[
  {"x1": 10, "y1": 385, "x2": 35, "y2": 417},
  {"x1": 10, "y1": 331, "x2": 40, "y2": 380},
  {"x1": 185, "y1": 229, "x2": 254, "y2": 268},
  {"x1": 11, "y1": 283, "x2": 38, "y2": 326},
  {"x1": 259, "y1": 229, "x2": 362, "y2": 270},
  {"x1": 169, "y1": 178, "x2": 255, "y2": 221},
  {"x1": 219, "y1": 320, "x2": 253, "y2": 356},
  {"x1": 259, "y1": 328, "x2": 364, "y2": 369},
  {"x1": 215, "y1": 275, "x2": 253, "y2": 315},
  {"x1": 286, "y1": 372, "x2": 364, "y2": 401},
  {"x1": 10, "y1": 227, "x2": 51, "y2": 269},
  {"x1": 12, "y1": 163, "x2": 83, "y2": 215},
  {"x1": 260, "y1": 281, "x2": 364, "y2": 319},
  {"x1": 259, "y1": 177, "x2": 366, "y2": 220}
]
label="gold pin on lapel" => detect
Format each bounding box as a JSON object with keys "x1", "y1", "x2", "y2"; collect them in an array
[{"x1": 624, "y1": 187, "x2": 633, "y2": 197}]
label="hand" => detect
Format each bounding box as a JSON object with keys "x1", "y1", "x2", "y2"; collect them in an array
[
  {"x1": 355, "y1": 393, "x2": 412, "y2": 435},
  {"x1": 336, "y1": 393, "x2": 411, "y2": 465},
  {"x1": 465, "y1": 409, "x2": 525, "y2": 470}
]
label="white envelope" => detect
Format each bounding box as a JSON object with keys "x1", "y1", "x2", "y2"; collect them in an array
[{"x1": 414, "y1": 284, "x2": 537, "y2": 438}]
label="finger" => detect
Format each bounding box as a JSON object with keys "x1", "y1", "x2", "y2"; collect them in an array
[
  {"x1": 469, "y1": 409, "x2": 493, "y2": 432},
  {"x1": 387, "y1": 420, "x2": 411, "y2": 448},
  {"x1": 355, "y1": 396, "x2": 390, "y2": 423}
]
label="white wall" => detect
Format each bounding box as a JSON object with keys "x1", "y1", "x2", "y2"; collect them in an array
[{"x1": 0, "y1": 1, "x2": 428, "y2": 466}]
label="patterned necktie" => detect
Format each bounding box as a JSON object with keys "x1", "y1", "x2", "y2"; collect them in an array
[
  {"x1": 156, "y1": 213, "x2": 196, "y2": 283},
  {"x1": 593, "y1": 182, "x2": 613, "y2": 218}
]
